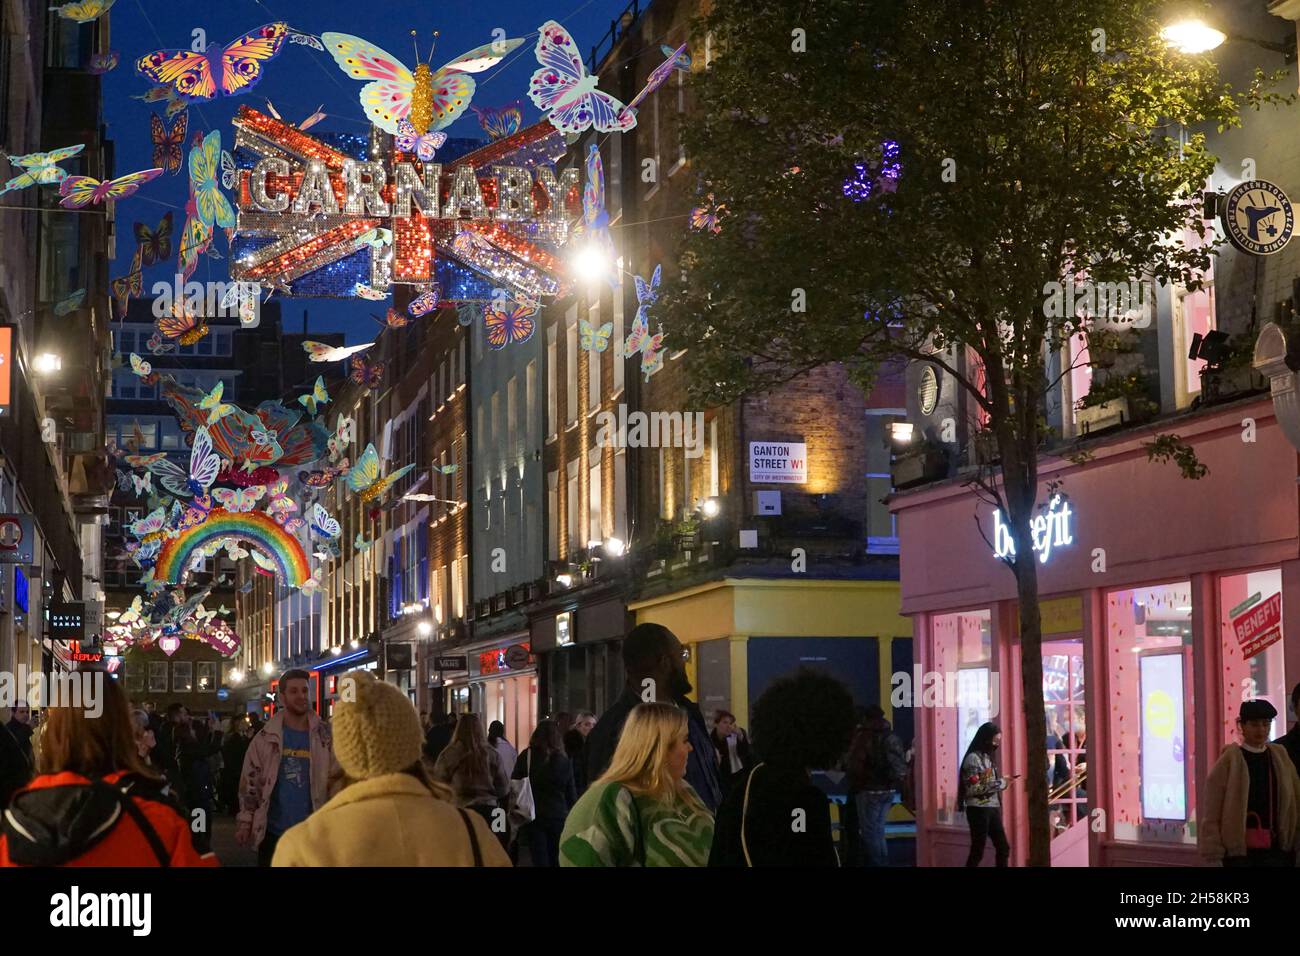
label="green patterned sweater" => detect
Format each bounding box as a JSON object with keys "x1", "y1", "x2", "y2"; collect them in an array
[{"x1": 559, "y1": 780, "x2": 714, "y2": 867}]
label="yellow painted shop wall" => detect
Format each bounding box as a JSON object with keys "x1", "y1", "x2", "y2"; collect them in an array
[{"x1": 631, "y1": 578, "x2": 908, "y2": 726}]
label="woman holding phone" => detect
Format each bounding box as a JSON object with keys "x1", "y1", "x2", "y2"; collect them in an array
[{"x1": 958, "y1": 722, "x2": 1013, "y2": 866}]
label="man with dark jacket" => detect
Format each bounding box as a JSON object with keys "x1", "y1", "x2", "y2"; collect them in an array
[
  {"x1": 1274, "y1": 683, "x2": 1300, "y2": 772},
  {"x1": 586, "y1": 623, "x2": 721, "y2": 812},
  {"x1": 7, "y1": 702, "x2": 34, "y2": 770},
  {"x1": 0, "y1": 719, "x2": 31, "y2": 809},
  {"x1": 846, "y1": 705, "x2": 908, "y2": 867},
  {"x1": 423, "y1": 711, "x2": 456, "y2": 762}
]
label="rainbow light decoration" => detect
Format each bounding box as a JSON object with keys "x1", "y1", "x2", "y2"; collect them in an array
[{"x1": 154, "y1": 508, "x2": 313, "y2": 587}]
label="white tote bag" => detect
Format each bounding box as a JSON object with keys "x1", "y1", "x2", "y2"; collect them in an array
[{"x1": 507, "y1": 750, "x2": 536, "y2": 829}]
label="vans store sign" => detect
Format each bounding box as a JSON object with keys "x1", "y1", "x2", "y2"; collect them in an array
[{"x1": 992, "y1": 495, "x2": 1074, "y2": 564}]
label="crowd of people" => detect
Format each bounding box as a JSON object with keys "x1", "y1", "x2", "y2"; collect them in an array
[{"x1": 0, "y1": 622, "x2": 917, "y2": 867}]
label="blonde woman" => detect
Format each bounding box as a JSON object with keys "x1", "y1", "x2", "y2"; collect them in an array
[{"x1": 560, "y1": 702, "x2": 714, "y2": 866}]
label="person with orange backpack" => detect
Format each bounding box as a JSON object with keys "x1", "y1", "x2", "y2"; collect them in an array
[{"x1": 0, "y1": 678, "x2": 216, "y2": 867}]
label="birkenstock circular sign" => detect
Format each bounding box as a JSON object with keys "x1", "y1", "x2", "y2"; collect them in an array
[{"x1": 1221, "y1": 180, "x2": 1294, "y2": 256}]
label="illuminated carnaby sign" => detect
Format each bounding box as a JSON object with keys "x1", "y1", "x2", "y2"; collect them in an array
[{"x1": 229, "y1": 106, "x2": 580, "y2": 301}]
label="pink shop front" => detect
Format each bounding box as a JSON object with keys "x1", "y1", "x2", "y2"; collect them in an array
[{"x1": 892, "y1": 397, "x2": 1300, "y2": 866}]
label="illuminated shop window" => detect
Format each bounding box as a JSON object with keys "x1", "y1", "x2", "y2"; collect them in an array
[
  {"x1": 1219, "y1": 569, "x2": 1286, "y2": 743},
  {"x1": 931, "y1": 609, "x2": 993, "y2": 826},
  {"x1": 1106, "y1": 581, "x2": 1196, "y2": 845}
]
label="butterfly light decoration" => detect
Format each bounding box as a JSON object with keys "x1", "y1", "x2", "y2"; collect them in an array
[
  {"x1": 129, "y1": 506, "x2": 167, "y2": 540},
  {"x1": 395, "y1": 118, "x2": 446, "y2": 161},
  {"x1": 148, "y1": 426, "x2": 222, "y2": 498},
  {"x1": 188, "y1": 131, "x2": 235, "y2": 230},
  {"x1": 130, "y1": 472, "x2": 153, "y2": 496},
  {"x1": 299, "y1": 460, "x2": 348, "y2": 489},
  {"x1": 88, "y1": 50, "x2": 119, "y2": 74},
  {"x1": 354, "y1": 227, "x2": 393, "y2": 250},
  {"x1": 133, "y1": 85, "x2": 189, "y2": 118},
  {"x1": 309, "y1": 503, "x2": 341, "y2": 540},
  {"x1": 408, "y1": 285, "x2": 441, "y2": 318},
  {"x1": 661, "y1": 44, "x2": 691, "y2": 71},
  {"x1": 135, "y1": 212, "x2": 174, "y2": 266},
  {"x1": 350, "y1": 356, "x2": 385, "y2": 390},
  {"x1": 150, "y1": 112, "x2": 188, "y2": 175},
  {"x1": 129, "y1": 353, "x2": 152, "y2": 378},
  {"x1": 529, "y1": 21, "x2": 636, "y2": 135},
  {"x1": 327, "y1": 418, "x2": 354, "y2": 464},
  {"x1": 53, "y1": 290, "x2": 85, "y2": 315},
  {"x1": 372, "y1": 308, "x2": 411, "y2": 330},
  {"x1": 211, "y1": 485, "x2": 267, "y2": 513},
  {"x1": 623, "y1": 311, "x2": 667, "y2": 382},
  {"x1": 579, "y1": 318, "x2": 613, "y2": 353},
  {"x1": 320, "y1": 31, "x2": 524, "y2": 135},
  {"x1": 302, "y1": 340, "x2": 374, "y2": 363},
  {"x1": 198, "y1": 382, "x2": 236, "y2": 425},
  {"x1": 50, "y1": 0, "x2": 115, "y2": 23},
  {"x1": 689, "y1": 193, "x2": 726, "y2": 234},
  {"x1": 298, "y1": 376, "x2": 329, "y2": 415},
  {"x1": 347, "y1": 443, "x2": 415, "y2": 503},
  {"x1": 111, "y1": 249, "x2": 143, "y2": 319},
  {"x1": 634, "y1": 265, "x2": 662, "y2": 310},
  {"x1": 156, "y1": 297, "x2": 209, "y2": 346},
  {"x1": 265, "y1": 99, "x2": 327, "y2": 131},
  {"x1": 136, "y1": 23, "x2": 291, "y2": 102},
  {"x1": 470, "y1": 102, "x2": 522, "y2": 141},
  {"x1": 571, "y1": 143, "x2": 616, "y2": 287},
  {"x1": 353, "y1": 282, "x2": 388, "y2": 301},
  {"x1": 146, "y1": 332, "x2": 176, "y2": 355},
  {"x1": 1, "y1": 144, "x2": 85, "y2": 194},
  {"x1": 287, "y1": 31, "x2": 325, "y2": 52},
  {"x1": 455, "y1": 302, "x2": 478, "y2": 327},
  {"x1": 621, "y1": 43, "x2": 689, "y2": 121},
  {"x1": 483, "y1": 298, "x2": 537, "y2": 350},
  {"x1": 58, "y1": 167, "x2": 163, "y2": 208},
  {"x1": 354, "y1": 532, "x2": 372, "y2": 552}
]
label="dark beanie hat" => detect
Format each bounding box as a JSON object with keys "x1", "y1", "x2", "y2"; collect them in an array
[{"x1": 1240, "y1": 699, "x2": 1278, "y2": 722}]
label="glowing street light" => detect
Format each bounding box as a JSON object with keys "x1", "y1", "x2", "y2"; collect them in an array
[
  {"x1": 260, "y1": 661, "x2": 274, "y2": 676},
  {"x1": 33, "y1": 353, "x2": 61, "y2": 374},
  {"x1": 604, "y1": 536, "x2": 626, "y2": 557},
  {"x1": 571, "y1": 243, "x2": 611, "y2": 284},
  {"x1": 417, "y1": 620, "x2": 433, "y2": 637},
  {"x1": 1161, "y1": 18, "x2": 1226, "y2": 54},
  {"x1": 701, "y1": 497, "x2": 722, "y2": 518}
]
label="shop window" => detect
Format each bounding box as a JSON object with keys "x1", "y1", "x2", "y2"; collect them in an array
[
  {"x1": 1106, "y1": 581, "x2": 1196, "y2": 845},
  {"x1": 148, "y1": 661, "x2": 168, "y2": 693},
  {"x1": 1175, "y1": 283, "x2": 1215, "y2": 407},
  {"x1": 931, "y1": 609, "x2": 993, "y2": 826},
  {"x1": 172, "y1": 662, "x2": 193, "y2": 693},
  {"x1": 1067, "y1": 331, "x2": 1093, "y2": 429},
  {"x1": 1219, "y1": 569, "x2": 1286, "y2": 743},
  {"x1": 196, "y1": 661, "x2": 215, "y2": 692}
]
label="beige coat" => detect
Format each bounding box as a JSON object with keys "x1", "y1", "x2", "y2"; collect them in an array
[
  {"x1": 271, "y1": 772, "x2": 511, "y2": 867},
  {"x1": 1199, "y1": 743, "x2": 1300, "y2": 861}
]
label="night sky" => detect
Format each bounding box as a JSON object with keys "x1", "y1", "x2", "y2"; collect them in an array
[{"x1": 101, "y1": 0, "x2": 634, "y2": 344}]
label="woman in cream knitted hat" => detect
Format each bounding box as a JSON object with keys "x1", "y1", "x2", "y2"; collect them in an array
[{"x1": 272, "y1": 672, "x2": 510, "y2": 867}]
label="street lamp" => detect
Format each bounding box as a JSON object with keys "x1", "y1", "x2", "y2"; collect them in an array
[
  {"x1": 572, "y1": 243, "x2": 611, "y2": 284},
  {"x1": 417, "y1": 620, "x2": 433, "y2": 637},
  {"x1": 33, "y1": 353, "x2": 61, "y2": 374},
  {"x1": 1161, "y1": 18, "x2": 1226, "y2": 53},
  {"x1": 889, "y1": 421, "x2": 915, "y2": 444},
  {"x1": 260, "y1": 661, "x2": 273, "y2": 676},
  {"x1": 1161, "y1": 15, "x2": 1294, "y2": 61},
  {"x1": 603, "y1": 536, "x2": 626, "y2": 557},
  {"x1": 701, "y1": 497, "x2": 722, "y2": 518}
]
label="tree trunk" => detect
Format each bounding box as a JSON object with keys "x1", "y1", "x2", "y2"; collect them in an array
[{"x1": 1012, "y1": 548, "x2": 1051, "y2": 867}]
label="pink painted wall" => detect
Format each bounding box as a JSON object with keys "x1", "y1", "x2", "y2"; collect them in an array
[{"x1": 894, "y1": 400, "x2": 1299, "y2": 615}]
